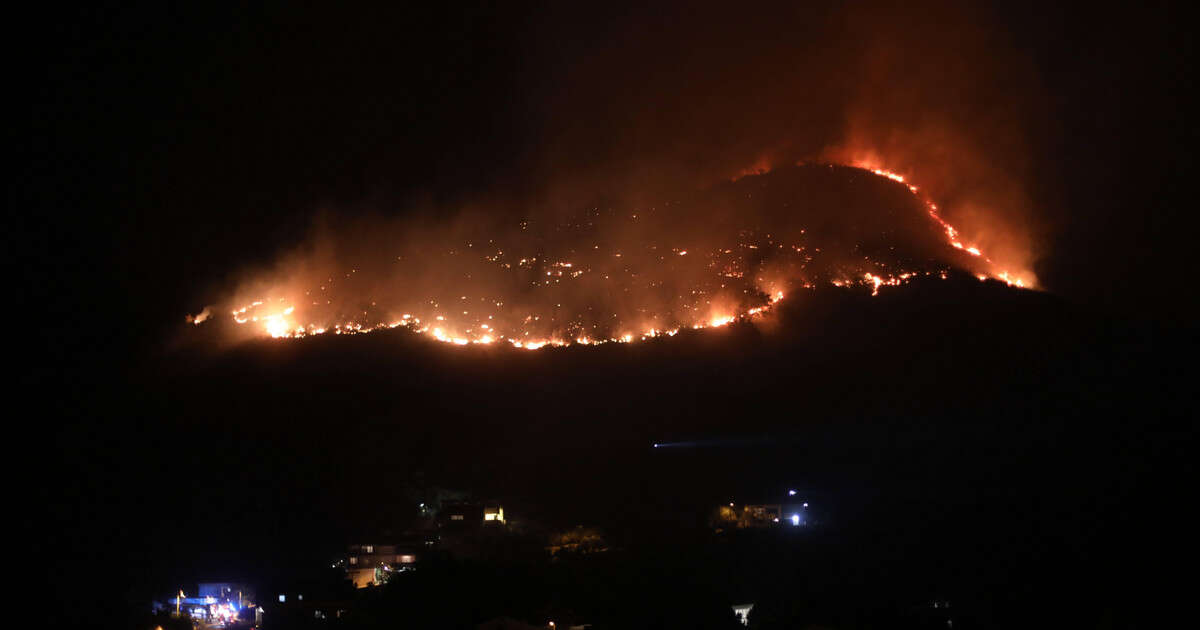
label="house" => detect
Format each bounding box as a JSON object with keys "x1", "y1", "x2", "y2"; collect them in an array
[
  {"x1": 712, "y1": 503, "x2": 782, "y2": 530},
  {"x1": 732, "y1": 603, "x2": 755, "y2": 626},
  {"x1": 344, "y1": 543, "x2": 420, "y2": 588},
  {"x1": 439, "y1": 500, "x2": 507, "y2": 530}
]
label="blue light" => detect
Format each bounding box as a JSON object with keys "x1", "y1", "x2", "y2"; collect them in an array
[
  {"x1": 791, "y1": 514, "x2": 800, "y2": 526},
  {"x1": 788, "y1": 489, "x2": 797, "y2": 496}
]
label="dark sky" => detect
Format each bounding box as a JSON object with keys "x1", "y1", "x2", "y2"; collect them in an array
[{"x1": 22, "y1": 1, "x2": 1195, "y2": 627}]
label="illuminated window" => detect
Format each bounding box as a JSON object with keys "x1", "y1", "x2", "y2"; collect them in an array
[
  {"x1": 732, "y1": 604, "x2": 754, "y2": 626},
  {"x1": 349, "y1": 557, "x2": 357, "y2": 565},
  {"x1": 363, "y1": 545, "x2": 373, "y2": 553},
  {"x1": 451, "y1": 514, "x2": 464, "y2": 520}
]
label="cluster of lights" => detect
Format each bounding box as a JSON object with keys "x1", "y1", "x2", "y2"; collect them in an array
[
  {"x1": 172, "y1": 590, "x2": 243, "y2": 623},
  {"x1": 724, "y1": 490, "x2": 811, "y2": 527}
]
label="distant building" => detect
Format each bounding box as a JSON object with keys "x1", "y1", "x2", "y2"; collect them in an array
[
  {"x1": 440, "y1": 501, "x2": 483, "y2": 529},
  {"x1": 264, "y1": 590, "x2": 351, "y2": 626},
  {"x1": 712, "y1": 503, "x2": 781, "y2": 530},
  {"x1": 344, "y1": 543, "x2": 420, "y2": 588},
  {"x1": 712, "y1": 495, "x2": 816, "y2": 531},
  {"x1": 439, "y1": 500, "x2": 507, "y2": 530},
  {"x1": 198, "y1": 582, "x2": 254, "y2": 605},
  {"x1": 732, "y1": 603, "x2": 754, "y2": 626}
]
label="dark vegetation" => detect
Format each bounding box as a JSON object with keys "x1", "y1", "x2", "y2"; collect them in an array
[{"x1": 61, "y1": 276, "x2": 1189, "y2": 628}]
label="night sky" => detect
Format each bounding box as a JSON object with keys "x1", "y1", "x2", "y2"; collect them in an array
[{"x1": 24, "y1": 1, "x2": 1195, "y2": 628}]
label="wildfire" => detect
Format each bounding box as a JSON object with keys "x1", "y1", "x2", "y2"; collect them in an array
[
  {"x1": 198, "y1": 164, "x2": 1031, "y2": 348},
  {"x1": 864, "y1": 167, "x2": 1028, "y2": 288}
]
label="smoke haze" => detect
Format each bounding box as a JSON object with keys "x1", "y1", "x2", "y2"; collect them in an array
[{"x1": 187, "y1": 1, "x2": 1048, "y2": 345}]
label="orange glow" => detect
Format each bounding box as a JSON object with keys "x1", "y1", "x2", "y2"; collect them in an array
[
  {"x1": 201, "y1": 164, "x2": 1031, "y2": 348},
  {"x1": 860, "y1": 165, "x2": 1030, "y2": 288}
]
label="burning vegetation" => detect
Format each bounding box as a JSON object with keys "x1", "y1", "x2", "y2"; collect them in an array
[{"x1": 194, "y1": 163, "x2": 1032, "y2": 349}]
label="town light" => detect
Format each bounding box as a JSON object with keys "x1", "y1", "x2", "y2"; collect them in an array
[{"x1": 791, "y1": 514, "x2": 800, "y2": 526}]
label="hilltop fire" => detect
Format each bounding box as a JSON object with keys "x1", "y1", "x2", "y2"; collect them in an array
[{"x1": 194, "y1": 164, "x2": 1032, "y2": 348}]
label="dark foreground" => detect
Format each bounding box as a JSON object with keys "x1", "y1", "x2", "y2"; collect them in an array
[{"x1": 49, "y1": 278, "x2": 1190, "y2": 629}]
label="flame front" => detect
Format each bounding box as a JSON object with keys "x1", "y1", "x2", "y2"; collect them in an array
[{"x1": 863, "y1": 167, "x2": 1028, "y2": 288}]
